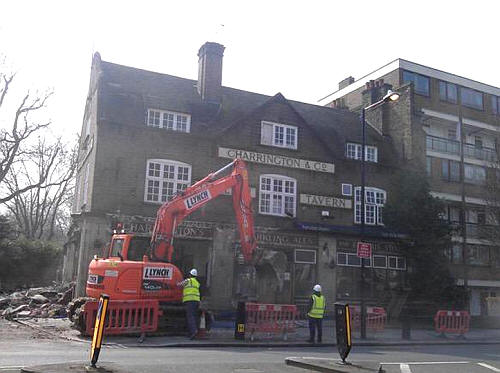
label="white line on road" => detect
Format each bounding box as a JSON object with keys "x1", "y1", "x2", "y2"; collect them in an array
[
  {"x1": 382, "y1": 361, "x2": 470, "y2": 365},
  {"x1": 400, "y1": 364, "x2": 412, "y2": 373},
  {"x1": 478, "y1": 363, "x2": 500, "y2": 372},
  {"x1": 0, "y1": 367, "x2": 23, "y2": 370}
]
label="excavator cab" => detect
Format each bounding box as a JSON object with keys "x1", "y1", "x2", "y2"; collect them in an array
[{"x1": 108, "y1": 234, "x2": 150, "y2": 261}]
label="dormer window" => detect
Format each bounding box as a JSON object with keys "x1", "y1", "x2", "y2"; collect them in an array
[
  {"x1": 261, "y1": 121, "x2": 298, "y2": 149},
  {"x1": 346, "y1": 143, "x2": 378, "y2": 163},
  {"x1": 147, "y1": 109, "x2": 191, "y2": 133}
]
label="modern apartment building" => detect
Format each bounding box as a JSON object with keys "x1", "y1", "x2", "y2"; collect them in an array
[{"x1": 319, "y1": 59, "x2": 500, "y2": 316}]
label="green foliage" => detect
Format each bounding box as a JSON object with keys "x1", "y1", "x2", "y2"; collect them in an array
[
  {"x1": 384, "y1": 170, "x2": 465, "y2": 307},
  {"x1": 0, "y1": 215, "x2": 62, "y2": 291}
]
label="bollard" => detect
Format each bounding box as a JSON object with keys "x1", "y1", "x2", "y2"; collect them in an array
[
  {"x1": 234, "y1": 301, "x2": 246, "y2": 340},
  {"x1": 401, "y1": 314, "x2": 411, "y2": 340}
]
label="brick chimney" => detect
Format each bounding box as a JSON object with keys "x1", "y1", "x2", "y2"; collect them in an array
[
  {"x1": 338, "y1": 76, "x2": 355, "y2": 90},
  {"x1": 197, "y1": 42, "x2": 225, "y2": 104},
  {"x1": 361, "y1": 79, "x2": 393, "y2": 108}
]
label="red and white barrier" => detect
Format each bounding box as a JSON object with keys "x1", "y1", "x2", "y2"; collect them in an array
[
  {"x1": 349, "y1": 305, "x2": 387, "y2": 332},
  {"x1": 434, "y1": 310, "x2": 470, "y2": 336},
  {"x1": 245, "y1": 303, "x2": 298, "y2": 341}
]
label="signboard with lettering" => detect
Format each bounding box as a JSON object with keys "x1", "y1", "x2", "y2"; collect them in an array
[
  {"x1": 356, "y1": 242, "x2": 372, "y2": 258},
  {"x1": 255, "y1": 231, "x2": 318, "y2": 249},
  {"x1": 219, "y1": 147, "x2": 335, "y2": 174},
  {"x1": 300, "y1": 194, "x2": 352, "y2": 209}
]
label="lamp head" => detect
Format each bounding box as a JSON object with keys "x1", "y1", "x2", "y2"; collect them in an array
[{"x1": 383, "y1": 89, "x2": 400, "y2": 102}]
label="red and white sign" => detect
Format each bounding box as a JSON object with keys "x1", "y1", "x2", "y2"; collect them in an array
[{"x1": 356, "y1": 242, "x2": 372, "y2": 258}]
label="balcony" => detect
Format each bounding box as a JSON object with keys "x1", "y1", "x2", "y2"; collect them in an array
[
  {"x1": 426, "y1": 135, "x2": 497, "y2": 162},
  {"x1": 451, "y1": 222, "x2": 497, "y2": 240}
]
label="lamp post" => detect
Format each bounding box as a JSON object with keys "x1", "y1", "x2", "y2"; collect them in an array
[{"x1": 360, "y1": 89, "x2": 400, "y2": 339}]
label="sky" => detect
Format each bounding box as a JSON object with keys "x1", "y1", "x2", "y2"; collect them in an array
[{"x1": 1, "y1": 0, "x2": 499, "y2": 142}]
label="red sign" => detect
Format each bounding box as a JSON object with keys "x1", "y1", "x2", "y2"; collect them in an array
[{"x1": 356, "y1": 242, "x2": 372, "y2": 258}]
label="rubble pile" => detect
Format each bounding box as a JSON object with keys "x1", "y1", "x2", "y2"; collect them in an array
[{"x1": 0, "y1": 283, "x2": 74, "y2": 320}]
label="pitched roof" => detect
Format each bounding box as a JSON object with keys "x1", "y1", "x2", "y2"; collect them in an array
[{"x1": 98, "y1": 59, "x2": 397, "y2": 162}]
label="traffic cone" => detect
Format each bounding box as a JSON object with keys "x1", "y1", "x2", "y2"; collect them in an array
[{"x1": 197, "y1": 311, "x2": 208, "y2": 339}]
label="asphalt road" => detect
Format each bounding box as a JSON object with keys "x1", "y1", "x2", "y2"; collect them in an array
[
  {"x1": 1, "y1": 320, "x2": 499, "y2": 373},
  {"x1": 1, "y1": 338, "x2": 500, "y2": 373}
]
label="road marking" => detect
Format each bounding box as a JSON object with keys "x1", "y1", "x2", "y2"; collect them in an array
[
  {"x1": 383, "y1": 361, "x2": 470, "y2": 365},
  {"x1": 478, "y1": 363, "x2": 500, "y2": 372},
  {"x1": 400, "y1": 364, "x2": 412, "y2": 373}
]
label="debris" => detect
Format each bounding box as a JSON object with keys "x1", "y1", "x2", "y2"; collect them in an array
[{"x1": 0, "y1": 282, "x2": 75, "y2": 321}]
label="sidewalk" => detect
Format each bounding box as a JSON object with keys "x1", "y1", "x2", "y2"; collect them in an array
[{"x1": 15, "y1": 318, "x2": 500, "y2": 348}]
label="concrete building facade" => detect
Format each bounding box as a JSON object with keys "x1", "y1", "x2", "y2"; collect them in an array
[{"x1": 320, "y1": 59, "x2": 500, "y2": 316}]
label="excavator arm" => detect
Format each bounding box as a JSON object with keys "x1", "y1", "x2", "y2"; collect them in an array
[{"x1": 150, "y1": 159, "x2": 256, "y2": 264}]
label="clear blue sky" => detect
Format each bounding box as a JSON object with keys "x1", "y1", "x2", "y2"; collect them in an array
[{"x1": 1, "y1": 0, "x2": 499, "y2": 141}]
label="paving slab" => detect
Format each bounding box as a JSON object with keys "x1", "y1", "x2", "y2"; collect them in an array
[
  {"x1": 285, "y1": 357, "x2": 382, "y2": 373},
  {"x1": 20, "y1": 362, "x2": 130, "y2": 373}
]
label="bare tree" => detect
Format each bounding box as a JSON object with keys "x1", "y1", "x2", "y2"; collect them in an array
[
  {"x1": 0, "y1": 68, "x2": 57, "y2": 204},
  {"x1": 3, "y1": 138, "x2": 76, "y2": 241}
]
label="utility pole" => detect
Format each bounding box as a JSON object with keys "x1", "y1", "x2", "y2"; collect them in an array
[{"x1": 457, "y1": 87, "x2": 469, "y2": 310}]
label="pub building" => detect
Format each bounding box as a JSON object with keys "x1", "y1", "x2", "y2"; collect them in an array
[{"x1": 67, "y1": 42, "x2": 405, "y2": 314}]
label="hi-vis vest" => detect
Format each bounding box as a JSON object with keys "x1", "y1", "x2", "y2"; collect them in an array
[
  {"x1": 307, "y1": 294, "x2": 325, "y2": 319},
  {"x1": 182, "y1": 277, "x2": 200, "y2": 302}
]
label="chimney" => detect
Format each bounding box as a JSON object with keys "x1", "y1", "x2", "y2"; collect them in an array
[
  {"x1": 338, "y1": 76, "x2": 355, "y2": 90},
  {"x1": 362, "y1": 79, "x2": 392, "y2": 107},
  {"x1": 197, "y1": 42, "x2": 225, "y2": 104}
]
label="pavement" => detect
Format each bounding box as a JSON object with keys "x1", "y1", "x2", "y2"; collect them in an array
[{"x1": 12, "y1": 317, "x2": 500, "y2": 348}]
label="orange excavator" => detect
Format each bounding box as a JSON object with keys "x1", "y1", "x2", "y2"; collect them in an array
[{"x1": 68, "y1": 159, "x2": 257, "y2": 335}]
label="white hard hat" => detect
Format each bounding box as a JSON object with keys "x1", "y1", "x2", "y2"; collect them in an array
[
  {"x1": 313, "y1": 284, "x2": 322, "y2": 292},
  {"x1": 190, "y1": 268, "x2": 198, "y2": 276}
]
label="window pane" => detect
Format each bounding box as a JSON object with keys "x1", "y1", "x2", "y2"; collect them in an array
[
  {"x1": 388, "y1": 256, "x2": 397, "y2": 268},
  {"x1": 260, "y1": 193, "x2": 270, "y2": 213},
  {"x1": 337, "y1": 253, "x2": 347, "y2": 265},
  {"x1": 285, "y1": 127, "x2": 296, "y2": 147},
  {"x1": 274, "y1": 126, "x2": 284, "y2": 145},
  {"x1": 461, "y1": 88, "x2": 483, "y2": 110},
  {"x1": 272, "y1": 194, "x2": 282, "y2": 214},
  {"x1": 273, "y1": 179, "x2": 283, "y2": 192},
  {"x1": 347, "y1": 254, "x2": 361, "y2": 266},
  {"x1": 447, "y1": 83, "x2": 457, "y2": 103},
  {"x1": 439, "y1": 81, "x2": 447, "y2": 100},
  {"x1": 450, "y1": 161, "x2": 460, "y2": 182},
  {"x1": 426, "y1": 157, "x2": 432, "y2": 176},
  {"x1": 373, "y1": 255, "x2": 387, "y2": 268},
  {"x1": 492, "y1": 96, "x2": 498, "y2": 115}
]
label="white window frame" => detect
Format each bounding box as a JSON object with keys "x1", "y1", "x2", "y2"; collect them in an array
[
  {"x1": 147, "y1": 109, "x2": 191, "y2": 133},
  {"x1": 342, "y1": 183, "x2": 352, "y2": 196},
  {"x1": 388, "y1": 256, "x2": 406, "y2": 270},
  {"x1": 144, "y1": 159, "x2": 191, "y2": 204},
  {"x1": 346, "y1": 143, "x2": 378, "y2": 163},
  {"x1": 354, "y1": 187, "x2": 386, "y2": 225},
  {"x1": 294, "y1": 249, "x2": 316, "y2": 264},
  {"x1": 337, "y1": 252, "x2": 371, "y2": 267},
  {"x1": 373, "y1": 255, "x2": 387, "y2": 269},
  {"x1": 260, "y1": 121, "x2": 298, "y2": 150},
  {"x1": 259, "y1": 174, "x2": 296, "y2": 217}
]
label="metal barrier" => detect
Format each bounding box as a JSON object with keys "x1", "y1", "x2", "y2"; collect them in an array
[
  {"x1": 349, "y1": 306, "x2": 387, "y2": 332},
  {"x1": 434, "y1": 310, "x2": 470, "y2": 336},
  {"x1": 245, "y1": 303, "x2": 298, "y2": 341},
  {"x1": 84, "y1": 299, "x2": 159, "y2": 336}
]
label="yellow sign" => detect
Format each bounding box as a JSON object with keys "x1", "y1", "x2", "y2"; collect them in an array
[
  {"x1": 237, "y1": 324, "x2": 245, "y2": 333},
  {"x1": 90, "y1": 294, "x2": 109, "y2": 367}
]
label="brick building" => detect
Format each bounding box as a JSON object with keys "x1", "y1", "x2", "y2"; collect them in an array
[
  {"x1": 320, "y1": 59, "x2": 500, "y2": 316},
  {"x1": 66, "y1": 43, "x2": 406, "y2": 313}
]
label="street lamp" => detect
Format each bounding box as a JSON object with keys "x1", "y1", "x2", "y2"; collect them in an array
[{"x1": 360, "y1": 89, "x2": 400, "y2": 339}]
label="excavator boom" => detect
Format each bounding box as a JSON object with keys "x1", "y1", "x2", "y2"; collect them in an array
[{"x1": 150, "y1": 159, "x2": 256, "y2": 263}]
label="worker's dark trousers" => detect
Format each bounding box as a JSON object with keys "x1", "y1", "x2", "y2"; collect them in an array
[
  {"x1": 185, "y1": 301, "x2": 199, "y2": 337},
  {"x1": 308, "y1": 317, "x2": 323, "y2": 342}
]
